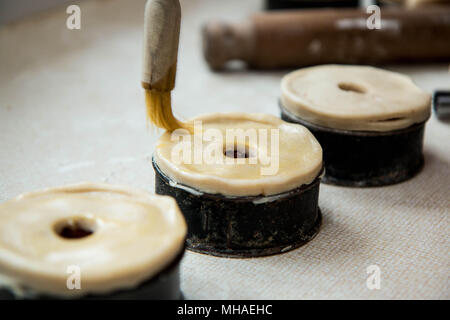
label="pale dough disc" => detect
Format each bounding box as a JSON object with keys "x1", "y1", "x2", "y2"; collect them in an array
[
  {"x1": 281, "y1": 65, "x2": 431, "y2": 132},
  {"x1": 154, "y1": 112, "x2": 323, "y2": 196},
  {"x1": 0, "y1": 183, "x2": 186, "y2": 298}
]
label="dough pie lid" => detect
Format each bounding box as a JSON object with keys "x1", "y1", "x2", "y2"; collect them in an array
[
  {"x1": 0, "y1": 183, "x2": 187, "y2": 298},
  {"x1": 281, "y1": 65, "x2": 431, "y2": 132},
  {"x1": 154, "y1": 112, "x2": 323, "y2": 197}
]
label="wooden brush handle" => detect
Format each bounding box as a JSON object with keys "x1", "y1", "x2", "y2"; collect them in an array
[
  {"x1": 142, "y1": 0, "x2": 181, "y2": 90},
  {"x1": 203, "y1": 7, "x2": 450, "y2": 70}
]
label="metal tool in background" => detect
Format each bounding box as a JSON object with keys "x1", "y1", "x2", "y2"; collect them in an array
[{"x1": 433, "y1": 91, "x2": 450, "y2": 120}]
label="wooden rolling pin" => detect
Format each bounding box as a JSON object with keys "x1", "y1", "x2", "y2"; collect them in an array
[
  {"x1": 203, "y1": 6, "x2": 450, "y2": 70},
  {"x1": 266, "y1": 0, "x2": 359, "y2": 10},
  {"x1": 382, "y1": 0, "x2": 450, "y2": 7}
]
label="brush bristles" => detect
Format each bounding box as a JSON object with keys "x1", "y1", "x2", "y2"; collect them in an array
[{"x1": 145, "y1": 89, "x2": 191, "y2": 132}]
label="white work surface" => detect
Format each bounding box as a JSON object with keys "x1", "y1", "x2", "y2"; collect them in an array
[{"x1": 0, "y1": 0, "x2": 449, "y2": 299}]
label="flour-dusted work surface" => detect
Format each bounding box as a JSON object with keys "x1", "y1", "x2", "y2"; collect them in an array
[{"x1": 0, "y1": 0, "x2": 449, "y2": 299}]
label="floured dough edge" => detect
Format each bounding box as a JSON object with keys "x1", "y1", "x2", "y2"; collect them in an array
[
  {"x1": 281, "y1": 65, "x2": 431, "y2": 132},
  {"x1": 0, "y1": 183, "x2": 187, "y2": 298},
  {"x1": 154, "y1": 112, "x2": 323, "y2": 196}
]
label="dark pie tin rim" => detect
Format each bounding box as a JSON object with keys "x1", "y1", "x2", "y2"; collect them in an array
[
  {"x1": 0, "y1": 244, "x2": 186, "y2": 300},
  {"x1": 279, "y1": 101, "x2": 429, "y2": 136}
]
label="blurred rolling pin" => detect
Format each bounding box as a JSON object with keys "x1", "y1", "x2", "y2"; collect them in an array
[
  {"x1": 381, "y1": 0, "x2": 450, "y2": 7},
  {"x1": 265, "y1": 0, "x2": 359, "y2": 10},
  {"x1": 203, "y1": 6, "x2": 450, "y2": 70}
]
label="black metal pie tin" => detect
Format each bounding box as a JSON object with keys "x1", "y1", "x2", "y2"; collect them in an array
[
  {"x1": 153, "y1": 159, "x2": 322, "y2": 258},
  {"x1": 0, "y1": 247, "x2": 185, "y2": 300},
  {"x1": 280, "y1": 104, "x2": 427, "y2": 187}
]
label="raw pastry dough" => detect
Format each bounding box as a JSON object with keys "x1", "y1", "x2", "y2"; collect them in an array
[
  {"x1": 154, "y1": 112, "x2": 323, "y2": 196},
  {"x1": 281, "y1": 65, "x2": 431, "y2": 132},
  {"x1": 0, "y1": 183, "x2": 186, "y2": 298}
]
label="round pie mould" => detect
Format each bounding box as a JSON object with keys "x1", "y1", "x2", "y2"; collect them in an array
[
  {"x1": 280, "y1": 102, "x2": 428, "y2": 187},
  {"x1": 153, "y1": 158, "x2": 322, "y2": 258}
]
